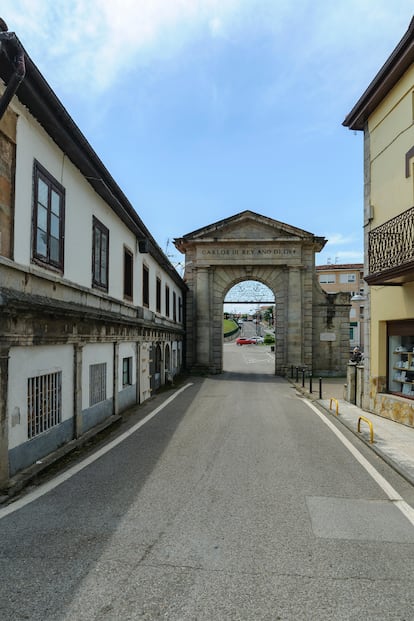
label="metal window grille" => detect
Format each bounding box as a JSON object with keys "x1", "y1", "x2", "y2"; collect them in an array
[
  {"x1": 89, "y1": 363, "x2": 107, "y2": 406},
  {"x1": 27, "y1": 371, "x2": 62, "y2": 439}
]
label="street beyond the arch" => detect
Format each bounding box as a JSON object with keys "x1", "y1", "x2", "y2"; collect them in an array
[{"x1": 1, "y1": 344, "x2": 414, "y2": 620}]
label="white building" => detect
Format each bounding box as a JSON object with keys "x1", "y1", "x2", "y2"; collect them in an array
[{"x1": 0, "y1": 24, "x2": 186, "y2": 488}]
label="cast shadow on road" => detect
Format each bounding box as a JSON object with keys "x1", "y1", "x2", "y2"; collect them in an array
[
  {"x1": 0, "y1": 380, "x2": 205, "y2": 620},
  {"x1": 216, "y1": 370, "x2": 287, "y2": 383}
]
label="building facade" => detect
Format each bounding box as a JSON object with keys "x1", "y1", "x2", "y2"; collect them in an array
[
  {"x1": 0, "y1": 25, "x2": 186, "y2": 488},
  {"x1": 316, "y1": 264, "x2": 365, "y2": 351},
  {"x1": 344, "y1": 17, "x2": 414, "y2": 425}
]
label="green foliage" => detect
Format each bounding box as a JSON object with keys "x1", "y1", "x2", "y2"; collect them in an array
[{"x1": 264, "y1": 333, "x2": 275, "y2": 344}]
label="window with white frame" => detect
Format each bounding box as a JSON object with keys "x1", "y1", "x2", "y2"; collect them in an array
[
  {"x1": 339, "y1": 273, "x2": 356, "y2": 283},
  {"x1": 319, "y1": 274, "x2": 335, "y2": 284},
  {"x1": 89, "y1": 363, "x2": 107, "y2": 406},
  {"x1": 27, "y1": 371, "x2": 62, "y2": 439}
]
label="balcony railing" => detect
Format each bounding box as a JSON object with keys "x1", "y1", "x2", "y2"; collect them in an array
[{"x1": 367, "y1": 206, "x2": 414, "y2": 284}]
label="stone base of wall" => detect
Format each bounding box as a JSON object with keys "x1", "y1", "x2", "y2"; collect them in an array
[{"x1": 373, "y1": 391, "x2": 414, "y2": 428}]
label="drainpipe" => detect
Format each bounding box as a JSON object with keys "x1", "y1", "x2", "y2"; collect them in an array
[{"x1": 0, "y1": 19, "x2": 26, "y2": 121}]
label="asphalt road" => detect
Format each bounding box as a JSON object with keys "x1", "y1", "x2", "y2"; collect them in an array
[{"x1": 1, "y1": 343, "x2": 414, "y2": 620}]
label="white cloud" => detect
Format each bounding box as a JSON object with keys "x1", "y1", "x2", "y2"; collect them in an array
[
  {"x1": 1, "y1": 0, "x2": 240, "y2": 92},
  {"x1": 1, "y1": 0, "x2": 413, "y2": 101}
]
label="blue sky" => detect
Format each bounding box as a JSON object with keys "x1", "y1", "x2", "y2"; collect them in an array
[{"x1": 2, "y1": 1, "x2": 414, "y2": 274}]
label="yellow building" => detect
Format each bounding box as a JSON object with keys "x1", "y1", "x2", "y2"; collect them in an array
[
  {"x1": 344, "y1": 17, "x2": 414, "y2": 425},
  {"x1": 316, "y1": 264, "x2": 365, "y2": 351}
]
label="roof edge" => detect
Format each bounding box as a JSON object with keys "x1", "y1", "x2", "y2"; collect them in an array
[{"x1": 343, "y1": 16, "x2": 414, "y2": 130}]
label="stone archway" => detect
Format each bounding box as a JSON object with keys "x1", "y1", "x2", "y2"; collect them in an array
[{"x1": 174, "y1": 210, "x2": 350, "y2": 376}]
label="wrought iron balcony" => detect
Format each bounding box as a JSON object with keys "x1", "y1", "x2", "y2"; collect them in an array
[{"x1": 367, "y1": 206, "x2": 414, "y2": 284}]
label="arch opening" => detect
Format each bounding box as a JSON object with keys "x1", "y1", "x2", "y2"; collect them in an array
[{"x1": 223, "y1": 280, "x2": 276, "y2": 374}]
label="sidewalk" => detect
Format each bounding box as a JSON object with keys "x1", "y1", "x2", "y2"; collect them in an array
[{"x1": 291, "y1": 376, "x2": 414, "y2": 487}]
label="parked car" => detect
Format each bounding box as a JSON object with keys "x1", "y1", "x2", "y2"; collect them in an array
[{"x1": 236, "y1": 337, "x2": 257, "y2": 345}]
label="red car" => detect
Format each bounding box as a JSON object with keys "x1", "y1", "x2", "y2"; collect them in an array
[{"x1": 236, "y1": 337, "x2": 257, "y2": 345}]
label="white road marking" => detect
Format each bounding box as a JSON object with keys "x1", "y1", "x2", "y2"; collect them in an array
[
  {"x1": 0, "y1": 383, "x2": 193, "y2": 520},
  {"x1": 304, "y1": 400, "x2": 414, "y2": 527}
]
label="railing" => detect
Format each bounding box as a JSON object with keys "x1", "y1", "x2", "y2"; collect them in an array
[
  {"x1": 329, "y1": 398, "x2": 339, "y2": 416},
  {"x1": 358, "y1": 416, "x2": 374, "y2": 444},
  {"x1": 368, "y1": 206, "x2": 414, "y2": 276}
]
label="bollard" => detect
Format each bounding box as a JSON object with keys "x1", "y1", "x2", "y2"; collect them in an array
[
  {"x1": 302, "y1": 368, "x2": 305, "y2": 387},
  {"x1": 319, "y1": 377, "x2": 322, "y2": 399},
  {"x1": 295, "y1": 366, "x2": 299, "y2": 382},
  {"x1": 291, "y1": 365, "x2": 294, "y2": 379},
  {"x1": 309, "y1": 373, "x2": 313, "y2": 393}
]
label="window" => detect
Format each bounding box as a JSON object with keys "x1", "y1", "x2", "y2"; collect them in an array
[
  {"x1": 165, "y1": 284, "x2": 170, "y2": 317},
  {"x1": 122, "y1": 357, "x2": 133, "y2": 387},
  {"x1": 339, "y1": 273, "x2": 356, "y2": 284},
  {"x1": 178, "y1": 296, "x2": 182, "y2": 323},
  {"x1": 124, "y1": 247, "x2": 133, "y2": 299},
  {"x1": 319, "y1": 274, "x2": 335, "y2": 284},
  {"x1": 27, "y1": 371, "x2": 62, "y2": 438},
  {"x1": 89, "y1": 363, "x2": 107, "y2": 406},
  {"x1": 32, "y1": 161, "x2": 65, "y2": 270},
  {"x1": 156, "y1": 277, "x2": 161, "y2": 313},
  {"x1": 92, "y1": 217, "x2": 109, "y2": 291},
  {"x1": 388, "y1": 321, "x2": 414, "y2": 397},
  {"x1": 143, "y1": 264, "x2": 149, "y2": 307},
  {"x1": 173, "y1": 291, "x2": 177, "y2": 322}
]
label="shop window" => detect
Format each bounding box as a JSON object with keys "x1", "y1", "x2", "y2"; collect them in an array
[{"x1": 388, "y1": 321, "x2": 414, "y2": 397}]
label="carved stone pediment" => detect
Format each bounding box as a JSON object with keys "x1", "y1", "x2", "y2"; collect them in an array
[{"x1": 174, "y1": 210, "x2": 326, "y2": 250}]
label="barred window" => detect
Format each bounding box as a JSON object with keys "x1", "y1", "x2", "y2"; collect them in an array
[
  {"x1": 27, "y1": 371, "x2": 62, "y2": 439},
  {"x1": 89, "y1": 363, "x2": 107, "y2": 406}
]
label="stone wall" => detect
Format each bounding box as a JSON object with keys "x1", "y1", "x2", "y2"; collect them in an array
[{"x1": 312, "y1": 279, "x2": 351, "y2": 376}]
